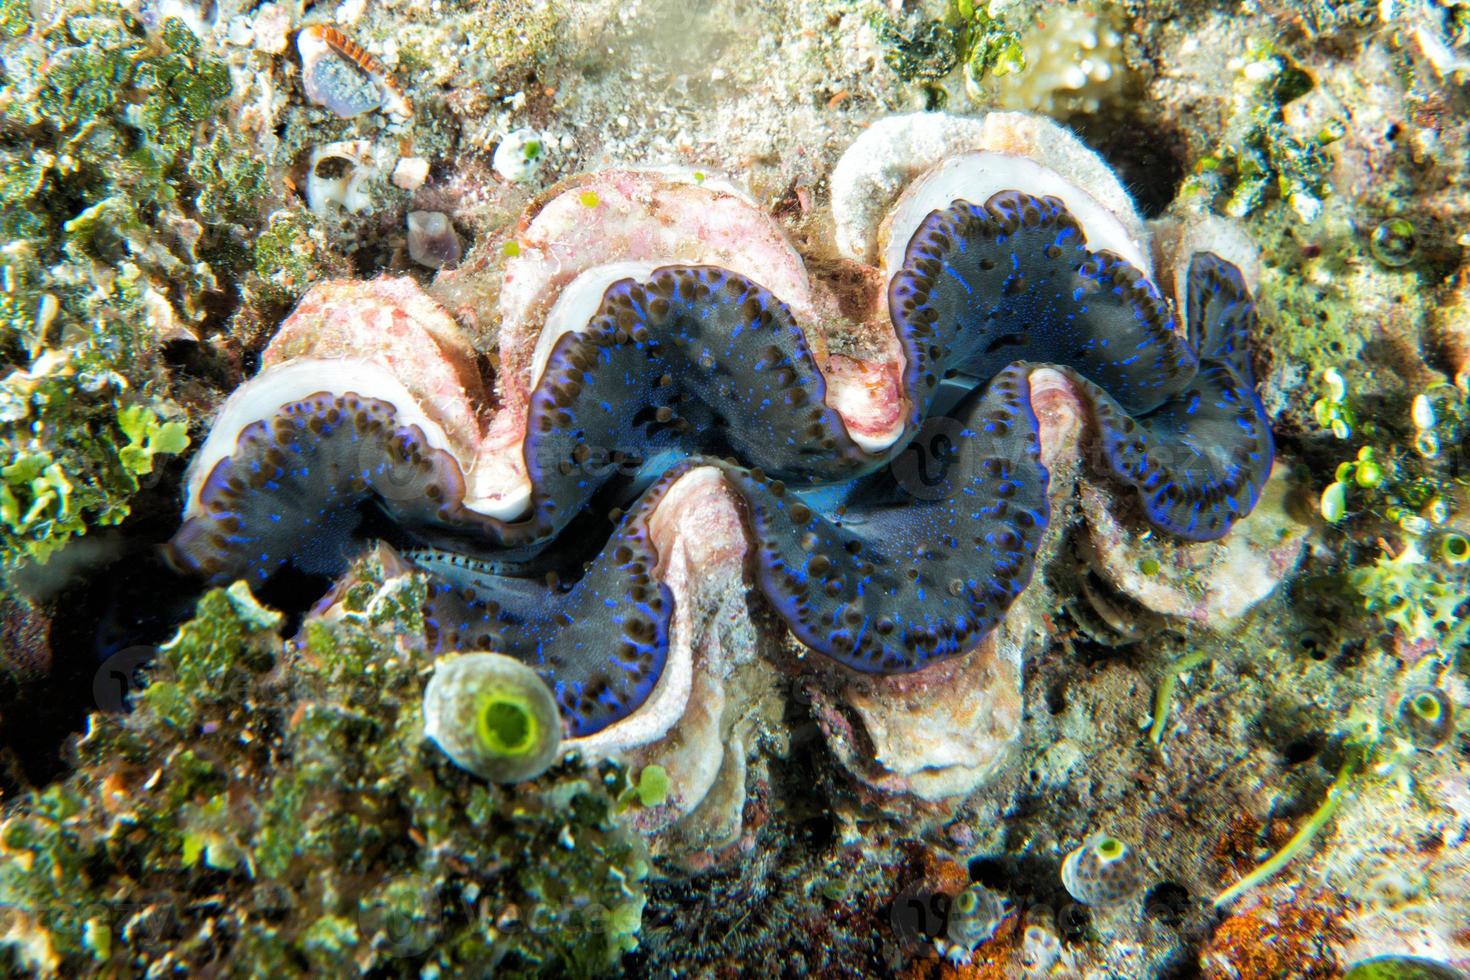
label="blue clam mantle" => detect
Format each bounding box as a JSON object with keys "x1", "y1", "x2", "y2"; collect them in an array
[{"x1": 171, "y1": 161, "x2": 1273, "y2": 740}]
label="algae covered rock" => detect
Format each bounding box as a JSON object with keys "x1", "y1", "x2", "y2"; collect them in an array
[{"x1": 0, "y1": 564, "x2": 650, "y2": 977}]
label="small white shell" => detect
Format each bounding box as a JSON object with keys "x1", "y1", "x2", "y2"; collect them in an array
[{"x1": 305, "y1": 139, "x2": 382, "y2": 216}]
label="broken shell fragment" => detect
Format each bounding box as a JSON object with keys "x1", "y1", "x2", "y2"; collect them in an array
[
  {"x1": 305, "y1": 140, "x2": 383, "y2": 216},
  {"x1": 297, "y1": 24, "x2": 412, "y2": 119},
  {"x1": 392, "y1": 156, "x2": 430, "y2": 191}
]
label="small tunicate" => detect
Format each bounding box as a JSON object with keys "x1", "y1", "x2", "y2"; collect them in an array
[
  {"x1": 943, "y1": 883, "x2": 1008, "y2": 957},
  {"x1": 422, "y1": 652, "x2": 562, "y2": 783},
  {"x1": 493, "y1": 129, "x2": 546, "y2": 183},
  {"x1": 1370, "y1": 218, "x2": 1417, "y2": 268},
  {"x1": 1438, "y1": 531, "x2": 1470, "y2": 565},
  {"x1": 1396, "y1": 686, "x2": 1454, "y2": 750},
  {"x1": 406, "y1": 211, "x2": 462, "y2": 270},
  {"x1": 1061, "y1": 832, "x2": 1145, "y2": 907}
]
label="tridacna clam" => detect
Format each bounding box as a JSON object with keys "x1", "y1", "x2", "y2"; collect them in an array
[{"x1": 169, "y1": 112, "x2": 1274, "y2": 746}]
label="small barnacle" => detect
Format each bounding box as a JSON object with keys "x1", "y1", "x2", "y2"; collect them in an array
[
  {"x1": 422, "y1": 651, "x2": 562, "y2": 783},
  {"x1": 1395, "y1": 686, "x2": 1454, "y2": 751},
  {"x1": 940, "y1": 883, "x2": 1008, "y2": 963},
  {"x1": 1061, "y1": 833, "x2": 1145, "y2": 907},
  {"x1": 1370, "y1": 217, "x2": 1417, "y2": 268},
  {"x1": 296, "y1": 24, "x2": 411, "y2": 120}
]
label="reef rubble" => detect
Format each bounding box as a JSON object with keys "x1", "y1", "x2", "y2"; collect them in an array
[{"x1": 3, "y1": 1, "x2": 1469, "y2": 977}]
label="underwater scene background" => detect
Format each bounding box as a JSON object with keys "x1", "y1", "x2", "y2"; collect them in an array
[{"x1": 1, "y1": 0, "x2": 1468, "y2": 976}]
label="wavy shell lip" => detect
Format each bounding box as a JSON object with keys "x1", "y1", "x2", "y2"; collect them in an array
[
  {"x1": 1153, "y1": 212, "x2": 1263, "y2": 319},
  {"x1": 878, "y1": 151, "x2": 1153, "y2": 280},
  {"x1": 181, "y1": 277, "x2": 530, "y2": 522},
  {"x1": 831, "y1": 111, "x2": 1150, "y2": 266},
  {"x1": 497, "y1": 169, "x2": 905, "y2": 458},
  {"x1": 562, "y1": 465, "x2": 741, "y2": 758},
  {"x1": 529, "y1": 260, "x2": 669, "y2": 391}
]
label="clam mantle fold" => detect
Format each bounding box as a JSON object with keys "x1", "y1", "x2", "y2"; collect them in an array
[{"x1": 170, "y1": 112, "x2": 1274, "y2": 742}]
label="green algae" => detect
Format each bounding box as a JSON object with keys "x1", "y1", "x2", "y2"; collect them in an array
[
  {"x1": 636, "y1": 765, "x2": 671, "y2": 807},
  {"x1": 0, "y1": 349, "x2": 192, "y2": 567},
  {"x1": 1185, "y1": 43, "x2": 1337, "y2": 222},
  {"x1": 0, "y1": 0, "x2": 275, "y2": 568},
  {"x1": 1304, "y1": 370, "x2": 1470, "y2": 645},
  {"x1": 0, "y1": 560, "x2": 650, "y2": 977},
  {"x1": 1345, "y1": 955, "x2": 1468, "y2": 980},
  {"x1": 250, "y1": 210, "x2": 350, "y2": 310},
  {"x1": 949, "y1": 0, "x2": 1025, "y2": 84}
]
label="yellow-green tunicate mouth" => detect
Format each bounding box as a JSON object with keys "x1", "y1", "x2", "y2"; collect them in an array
[
  {"x1": 423, "y1": 652, "x2": 562, "y2": 783},
  {"x1": 477, "y1": 693, "x2": 538, "y2": 756},
  {"x1": 1096, "y1": 837, "x2": 1124, "y2": 860},
  {"x1": 1412, "y1": 693, "x2": 1442, "y2": 722}
]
